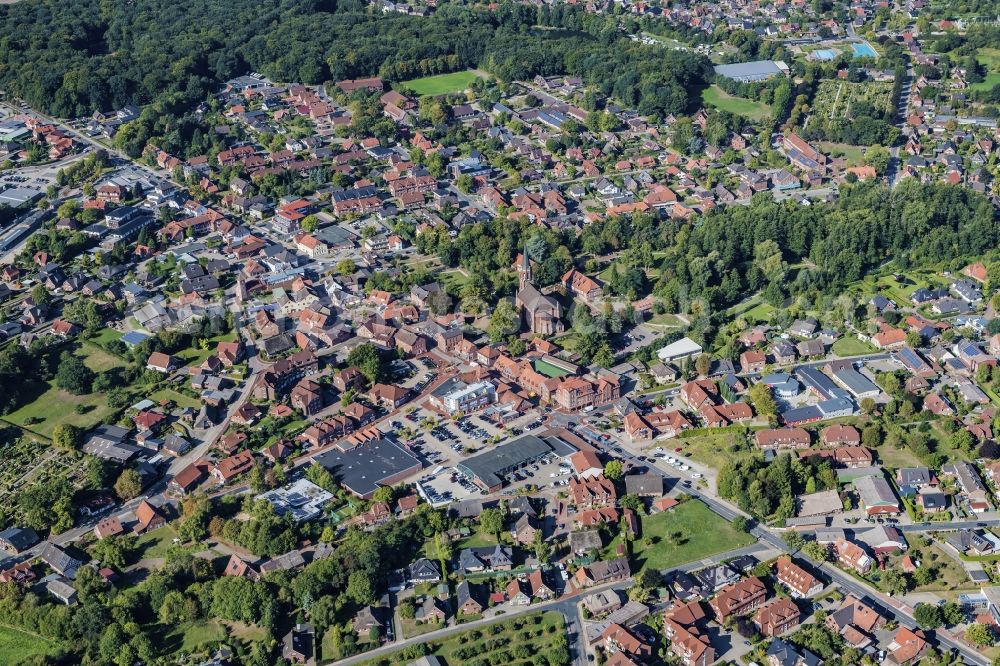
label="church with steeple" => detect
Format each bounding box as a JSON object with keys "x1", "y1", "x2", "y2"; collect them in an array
[{"x1": 514, "y1": 247, "x2": 564, "y2": 336}]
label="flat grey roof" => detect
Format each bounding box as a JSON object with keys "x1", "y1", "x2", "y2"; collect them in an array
[
  {"x1": 457, "y1": 434, "x2": 575, "y2": 488},
  {"x1": 0, "y1": 187, "x2": 42, "y2": 207},
  {"x1": 315, "y1": 438, "x2": 421, "y2": 498},
  {"x1": 832, "y1": 366, "x2": 880, "y2": 396},
  {"x1": 714, "y1": 60, "x2": 783, "y2": 80}
]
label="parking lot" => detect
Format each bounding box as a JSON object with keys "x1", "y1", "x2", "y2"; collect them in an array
[
  {"x1": 489, "y1": 453, "x2": 574, "y2": 497},
  {"x1": 416, "y1": 466, "x2": 480, "y2": 507}
]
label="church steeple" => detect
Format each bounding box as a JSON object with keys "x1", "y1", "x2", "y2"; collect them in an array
[{"x1": 519, "y1": 242, "x2": 531, "y2": 287}]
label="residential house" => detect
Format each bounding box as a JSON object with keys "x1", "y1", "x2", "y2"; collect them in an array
[
  {"x1": 664, "y1": 601, "x2": 715, "y2": 666},
  {"x1": 775, "y1": 557, "x2": 822, "y2": 598},
  {"x1": 825, "y1": 594, "x2": 883, "y2": 649},
  {"x1": 574, "y1": 557, "x2": 630, "y2": 588},
  {"x1": 708, "y1": 576, "x2": 767, "y2": 622},
  {"x1": 408, "y1": 558, "x2": 441, "y2": 583},
  {"x1": 834, "y1": 538, "x2": 873, "y2": 574},
  {"x1": 755, "y1": 598, "x2": 801, "y2": 637}
]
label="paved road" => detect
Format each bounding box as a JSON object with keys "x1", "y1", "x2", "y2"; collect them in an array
[
  {"x1": 896, "y1": 519, "x2": 1000, "y2": 533},
  {"x1": 330, "y1": 538, "x2": 771, "y2": 666},
  {"x1": 330, "y1": 579, "x2": 622, "y2": 666},
  {"x1": 1, "y1": 101, "x2": 173, "y2": 186},
  {"x1": 553, "y1": 414, "x2": 990, "y2": 665}
]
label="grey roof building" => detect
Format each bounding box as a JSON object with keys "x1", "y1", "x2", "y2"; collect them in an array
[
  {"x1": 624, "y1": 473, "x2": 663, "y2": 497},
  {"x1": 38, "y1": 543, "x2": 83, "y2": 579},
  {"x1": 457, "y1": 434, "x2": 575, "y2": 491},
  {"x1": 0, "y1": 527, "x2": 39, "y2": 553},
  {"x1": 314, "y1": 437, "x2": 421, "y2": 500},
  {"x1": 714, "y1": 60, "x2": 785, "y2": 82},
  {"x1": 408, "y1": 557, "x2": 441, "y2": 583}
]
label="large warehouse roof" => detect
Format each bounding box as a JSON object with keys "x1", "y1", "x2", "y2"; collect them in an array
[
  {"x1": 315, "y1": 438, "x2": 421, "y2": 499},
  {"x1": 458, "y1": 433, "x2": 577, "y2": 489},
  {"x1": 656, "y1": 337, "x2": 703, "y2": 362},
  {"x1": 714, "y1": 60, "x2": 784, "y2": 81}
]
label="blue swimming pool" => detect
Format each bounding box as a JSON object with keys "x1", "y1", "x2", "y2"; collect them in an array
[
  {"x1": 852, "y1": 42, "x2": 877, "y2": 58},
  {"x1": 812, "y1": 49, "x2": 837, "y2": 61}
]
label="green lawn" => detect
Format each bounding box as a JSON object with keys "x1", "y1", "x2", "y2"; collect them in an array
[
  {"x1": 455, "y1": 531, "x2": 500, "y2": 550},
  {"x1": 0, "y1": 625, "x2": 59, "y2": 662},
  {"x1": 5, "y1": 383, "x2": 118, "y2": 440},
  {"x1": 134, "y1": 525, "x2": 182, "y2": 560},
  {"x1": 674, "y1": 430, "x2": 754, "y2": 471},
  {"x1": 439, "y1": 269, "x2": 470, "y2": 293},
  {"x1": 647, "y1": 313, "x2": 683, "y2": 328},
  {"x1": 400, "y1": 70, "x2": 481, "y2": 96},
  {"x1": 149, "y1": 387, "x2": 202, "y2": 410},
  {"x1": 816, "y1": 141, "x2": 866, "y2": 166},
  {"x1": 878, "y1": 444, "x2": 924, "y2": 471},
  {"x1": 831, "y1": 336, "x2": 876, "y2": 357},
  {"x1": 972, "y1": 48, "x2": 1000, "y2": 92},
  {"x1": 972, "y1": 72, "x2": 1000, "y2": 92},
  {"x1": 81, "y1": 342, "x2": 127, "y2": 372},
  {"x1": 742, "y1": 301, "x2": 775, "y2": 323},
  {"x1": 179, "y1": 620, "x2": 228, "y2": 652},
  {"x1": 89, "y1": 327, "x2": 126, "y2": 349},
  {"x1": 151, "y1": 619, "x2": 229, "y2": 658},
  {"x1": 614, "y1": 500, "x2": 754, "y2": 573},
  {"x1": 400, "y1": 618, "x2": 444, "y2": 639},
  {"x1": 177, "y1": 330, "x2": 238, "y2": 367},
  {"x1": 701, "y1": 85, "x2": 772, "y2": 121}
]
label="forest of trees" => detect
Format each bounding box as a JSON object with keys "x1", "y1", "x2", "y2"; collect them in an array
[
  {"x1": 0, "y1": 497, "x2": 444, "y2": 665},
  {"x1": 0, "y1": 0, "x2": 711, "y2": 136},
  {"x1": 405, "y1": 178, "x2": 997, "y2": 353}
]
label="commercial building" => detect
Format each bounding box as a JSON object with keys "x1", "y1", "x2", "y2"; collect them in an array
[
  {"x1": 430, "y1": 378, "x2": 496, "y2": 415},
  {"x1": 457, "y1": 433, "x2": 577, "y2": 492},
  {"x1": 0, "y1": 186, "x2": 43, "y2": 208},
  {"x1": 829, "y1": 363, "x2": 880, "y2": 400},
  {"x1": 315, "y1": 437, "x2": 421, "y2": 499},
  {"x1": 258, "y1": 479, "x2": 334, "y2": 522},
  {"x1": 656, "y1": 337, "x2": 703, "y2": 364}
]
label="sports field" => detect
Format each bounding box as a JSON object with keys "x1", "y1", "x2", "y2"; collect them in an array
[
  {"x1": 533, "y1": 358, "x2": 572, "y2": 378},
  {"x1": 401, "y1": 70, "x2": 481, "y2": 96}
]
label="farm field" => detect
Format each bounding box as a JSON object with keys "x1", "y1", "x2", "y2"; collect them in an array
[
  {"x1": 701, "y1": 85, "x2": 772, "y2": 120},
  {"x1": 401, "y1": 70, "x2": 481, "y2": 96}
]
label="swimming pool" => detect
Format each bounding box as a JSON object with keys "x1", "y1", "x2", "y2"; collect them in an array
[
  {"x1": 851, "y1": 42, "x2": 877, "y2": 58},
  {"x1": 812, "y1": 49, "x2": 837, "y2": 61}
]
